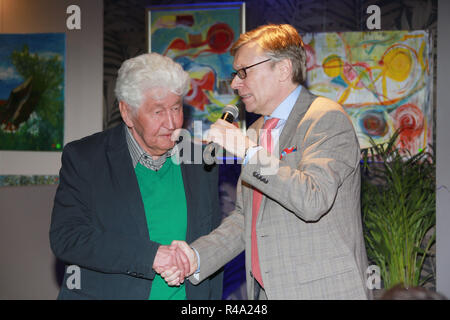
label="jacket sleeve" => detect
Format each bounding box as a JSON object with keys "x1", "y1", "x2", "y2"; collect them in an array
[
  {"x1": 241, "y1": 99, "x2": 360, "y2": 222},
  {"x1": 189, "y1": 177, "x2": 245, "y2": 284},
  {"x1": 49, "y1": 142, "x2": 160, "y2": 280}
]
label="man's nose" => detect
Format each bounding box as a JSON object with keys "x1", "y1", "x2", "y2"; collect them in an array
[
  {"x1": 230, "y1": 75, "x2": 242, "y2": 90},
  {"x1": 166, "y1": 112, "x2": 176, "y2": 129}
]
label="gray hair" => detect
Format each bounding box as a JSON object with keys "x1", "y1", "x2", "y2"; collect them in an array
[{"x1": 114, "y1": 53, "x2": 190, "y2": 109}]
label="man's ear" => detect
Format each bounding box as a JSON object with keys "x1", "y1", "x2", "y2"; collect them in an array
[
  {"x1": 119, "y1": 101, "x2": 134, "y2": 128},
  {"x1": 277, "y1": 58, "x2": 293, "y2": 83}
]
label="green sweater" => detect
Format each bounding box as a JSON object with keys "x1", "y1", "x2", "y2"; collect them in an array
[{"x1": 135, "y1": 159, "x2": 187, "y2": 300}]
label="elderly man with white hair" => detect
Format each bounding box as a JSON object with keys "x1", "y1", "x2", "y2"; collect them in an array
[{"x1": 49, "y1": 53, "x2": 223, "y2": 300}]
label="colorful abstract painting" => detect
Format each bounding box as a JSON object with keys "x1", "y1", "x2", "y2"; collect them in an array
[
  {"x1": 147, "y1": 3, "x2": 245, "y2": 142},
  {"x1": 0, "y1": 33, "x2": 65, "y2": 151},
  {"x1": 303, "y1": 31, "x2": 432, "y2": 155}
]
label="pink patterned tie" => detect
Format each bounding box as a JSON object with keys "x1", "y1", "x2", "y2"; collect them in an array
[{"x1": 251, "y1": 118, "x2": 279, "y2": 288}]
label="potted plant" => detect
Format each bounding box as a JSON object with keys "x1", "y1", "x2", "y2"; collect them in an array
[{"x1": 361, "y1": 130, "x2": 436, "y2": 290}]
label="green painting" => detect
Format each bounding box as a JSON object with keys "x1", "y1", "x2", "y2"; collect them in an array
[{"x1": 0, "y1": 33, "x2": 65, "y2": 151}]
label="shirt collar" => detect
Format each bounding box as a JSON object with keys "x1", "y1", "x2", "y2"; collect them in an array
[
  {"x1": 265, "y1": 85, "x2": 302, "y2": 122},
  {"x1": 124, "y1": 125, "x2": 172, "y2": 170}
]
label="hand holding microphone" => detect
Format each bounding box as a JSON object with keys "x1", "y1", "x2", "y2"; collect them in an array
[
  {"x1": 203, "y1": 104, "x2": 257, "y2": 164},
  {"x1": 203, "y1": 104, "x2": 238, "y2": 164}
]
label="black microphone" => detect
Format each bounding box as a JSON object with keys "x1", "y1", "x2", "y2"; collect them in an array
[{"x1": 203, "y1": 104, "x2": 239, "y2": 164}]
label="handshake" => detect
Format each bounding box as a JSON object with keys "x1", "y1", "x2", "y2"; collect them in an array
[{"x1": 152, "y1": 240, "x2": 198, "y2": 286}]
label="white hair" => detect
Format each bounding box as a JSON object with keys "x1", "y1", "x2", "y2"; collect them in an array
[{"x1": 114, "y1": 53, "x2": 190, "y2": 109}]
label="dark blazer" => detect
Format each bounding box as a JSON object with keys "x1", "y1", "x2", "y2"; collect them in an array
[{"x1": 49, "y1": 124, "x2": 223, "y2": 299}]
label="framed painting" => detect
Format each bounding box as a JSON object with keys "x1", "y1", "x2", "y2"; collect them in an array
[
  {"x1": 303, "y1": 30, "x2": 433, "y2": 156},
  {"x1": 0, "y1": 33, "x2": 65, "y2": 151},
  {"x1": 147, "y1": 2, "x2": 245, "y2": 143},
  {"x1": 0, "y1": 175, "x2": 58, "y2": 187}
]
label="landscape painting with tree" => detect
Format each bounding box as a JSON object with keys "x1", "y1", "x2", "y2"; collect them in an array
[{"x1": 0, "y1": 33, "x2": 65, "y2": 151}]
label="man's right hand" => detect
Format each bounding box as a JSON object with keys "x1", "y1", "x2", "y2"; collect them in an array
[
  {"x1": 170, "y1": 240, "x2": 198, "y2": 275},
  {"x1": 159, "y1": 241, "x2": 198, "y2": 286},
  {"x1": 152, "y1": 245, "x2": 190, "y2": 286}
]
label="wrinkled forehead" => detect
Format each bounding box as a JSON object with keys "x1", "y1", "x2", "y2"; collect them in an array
[
  {"x1": 143, "y1": 86, "x2": 181, "y2": 101},
  {"x1": 137, "y1": 88, "x2": 183, "y2": 111}
]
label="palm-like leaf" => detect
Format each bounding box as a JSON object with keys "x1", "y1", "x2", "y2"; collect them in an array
[{"x1": 362, "y1": 130, "x2": 435, "y2": 289}]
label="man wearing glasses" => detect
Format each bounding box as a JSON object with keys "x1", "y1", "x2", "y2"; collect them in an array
[{"x1": 165, "y1": 24, "x2": 371, "y2": 300}]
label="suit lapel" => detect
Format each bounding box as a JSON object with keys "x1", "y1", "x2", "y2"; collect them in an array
[
  {"x1": 180, "y1": 162, "x2": 194, "y2": 243},
  {"x1": 278, "y1": 87, "x2": 316, "y2": 153},
  {"x1": 255, "y1": 87, "x2": 317, "y2": 223},
  {"x1": 251, "y1": 88, "x2": 317, "y2": 154},
  {"x1": 106, "y1": 124, "x2": 149, "y2": 238},
  {"x1": 179, "y1": 142, "x2": 205, "y2": 243},
  {"x1": 105, "y1": 128, "x2": 201, "y2": 242}
]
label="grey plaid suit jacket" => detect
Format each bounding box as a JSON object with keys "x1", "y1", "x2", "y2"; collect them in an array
[{"x1": 190, "y1": 87, "x2": 371, "y2": 300}]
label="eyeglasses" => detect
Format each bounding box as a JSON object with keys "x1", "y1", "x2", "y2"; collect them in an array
[{"x1": 231, "y1": 58, "x2": 271, "y2": 80}]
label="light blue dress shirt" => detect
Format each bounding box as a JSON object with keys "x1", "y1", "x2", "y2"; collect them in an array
[{"x1": 244, "y1": 85, "x2": 302, "y2": 163}]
